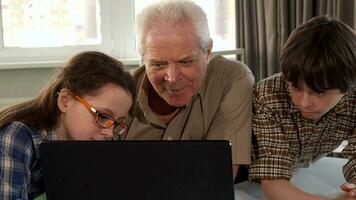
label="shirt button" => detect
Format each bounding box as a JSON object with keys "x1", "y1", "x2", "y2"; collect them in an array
[{"x1": 20, "y1": 188, "x2": 27, "y2": 198}]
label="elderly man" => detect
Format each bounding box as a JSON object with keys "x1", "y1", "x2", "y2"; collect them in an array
[{"x1": 122, "y1": 0, "x2": 254, "y2": 179}]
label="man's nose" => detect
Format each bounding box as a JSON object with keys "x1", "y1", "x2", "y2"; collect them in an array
[{"x1": 164, "y1": 64, "x2": 181, "y2": 83}]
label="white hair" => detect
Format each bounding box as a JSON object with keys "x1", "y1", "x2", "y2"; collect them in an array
[{"x1": 136, "y1": 0, "x2": 211, "y2": 55}]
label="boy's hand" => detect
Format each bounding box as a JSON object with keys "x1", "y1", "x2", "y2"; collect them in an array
[{"x1": 335, "y1": 183, "x2": 356, "y2": 200}]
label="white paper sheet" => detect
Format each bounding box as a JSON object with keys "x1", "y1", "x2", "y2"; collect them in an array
[{"x1": 234, "y1": 157, "x2": 348, "y2": 200}]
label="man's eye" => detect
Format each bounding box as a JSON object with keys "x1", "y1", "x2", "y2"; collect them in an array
[
  {"x1": 150, "y1": 62, "x2": 166, "y2": 68},
  {"x1": 179, "y1": 60, "x2": 193, "y2": 65}
]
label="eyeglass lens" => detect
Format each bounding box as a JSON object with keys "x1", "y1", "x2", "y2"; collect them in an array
[{"x1": 96, "y1": 113, "x2": 127, "y2": 134}]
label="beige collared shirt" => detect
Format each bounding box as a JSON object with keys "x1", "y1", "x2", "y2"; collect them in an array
[{"x1": 123, "y1": 55, "x2": 254, "y2": 165}]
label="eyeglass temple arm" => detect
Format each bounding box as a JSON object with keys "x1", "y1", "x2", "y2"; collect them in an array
[{"x1": 73, "y1": 95, "x2": 97, "y2": 114}]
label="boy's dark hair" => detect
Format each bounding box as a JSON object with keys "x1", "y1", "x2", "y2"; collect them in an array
[{"x1": 281, "y1": 15, "x2": 356, "y2": 93}]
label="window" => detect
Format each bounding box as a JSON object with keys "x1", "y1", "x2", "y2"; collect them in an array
[
  {"x1": 0, "y1": 0, "x2": 136, "y2": 67},
  {"x1": 2, "y1": 0, "x2": 101, "y2": 48},
  {"x1": 0, "y1": 0, "x2": 235, "y2": 68},
  {"x1": 134, "y1": 0, "x2": 236, "y2": 51}
]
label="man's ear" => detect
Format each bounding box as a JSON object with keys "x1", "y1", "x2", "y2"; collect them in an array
[
  {"x1": 206, "y1": 39, "x2": 213, "y2": 60},
  {"x1": 57, "y1": 88, "x2": 73, "y2": 113}
]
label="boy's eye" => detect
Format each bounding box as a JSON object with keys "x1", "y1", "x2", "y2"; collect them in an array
[{"x1": 313, "y1": 91, "x2": 325, "y2": 96}]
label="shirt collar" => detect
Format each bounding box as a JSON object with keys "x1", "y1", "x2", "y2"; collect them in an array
[{"x1": 333, "y1": 90, "x2": 352, "y2": 115}]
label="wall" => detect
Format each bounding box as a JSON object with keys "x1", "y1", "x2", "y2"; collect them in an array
[
  {"x1": 0, "y1": 67, "x2": 58, "y2": 107},
  {"x1": 0, "y1": 64, "x2": 139, "y2": 108},
  {"x1": 0, "y1": 49, "x2": 242, "y2": 108}
]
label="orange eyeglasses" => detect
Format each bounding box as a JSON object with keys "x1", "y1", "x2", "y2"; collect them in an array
[{"x1": 71, "y1": 93, "x2": 128, "y2": 135}]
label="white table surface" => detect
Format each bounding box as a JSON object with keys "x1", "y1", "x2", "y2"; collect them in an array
[{"x1": 234, "y1": 157, "x2": 348, "y2": 200}]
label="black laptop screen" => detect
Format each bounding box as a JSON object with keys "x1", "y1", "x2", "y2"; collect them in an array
[{"x1": 40, "y1": 140, "x2": 234, "y2": 200}]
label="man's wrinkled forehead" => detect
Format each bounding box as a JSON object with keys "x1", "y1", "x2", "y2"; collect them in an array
[{"x1": 143, "y1": 22, "x2": 200, "y2": 46}]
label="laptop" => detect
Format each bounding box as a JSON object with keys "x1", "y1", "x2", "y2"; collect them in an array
[{"x1": 40, "y1": 140, "x2": 235, "y2": 200}]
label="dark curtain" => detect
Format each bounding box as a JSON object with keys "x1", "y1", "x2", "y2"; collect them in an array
[{"x1": 236, "y1": 0, "x2": 355, "y2": 81}]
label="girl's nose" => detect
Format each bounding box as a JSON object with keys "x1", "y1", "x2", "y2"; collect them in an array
[{"x1": 99, "y1": 126, "x2": 114, "y2": 140}]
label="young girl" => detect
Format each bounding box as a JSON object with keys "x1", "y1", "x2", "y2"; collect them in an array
[{"x1": 0, "y1": 51, "x2": 136, "y2": 200}]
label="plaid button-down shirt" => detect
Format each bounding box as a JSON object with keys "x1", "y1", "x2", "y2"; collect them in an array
[
  {"x1": 0, "y1": 121, "x2": 56, "y2": 200},
  {"x1": 249, "y1": 73, "x2": 356, "y2": 182}
]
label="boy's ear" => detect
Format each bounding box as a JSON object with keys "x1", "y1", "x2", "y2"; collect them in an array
[{"x1": 57, "y1": 88, "x2": 73, "y2": 112}]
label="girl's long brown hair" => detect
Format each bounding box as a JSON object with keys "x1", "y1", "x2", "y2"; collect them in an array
[{"x1": 0, "y1": 51, "x2": 136, "y2": 129}]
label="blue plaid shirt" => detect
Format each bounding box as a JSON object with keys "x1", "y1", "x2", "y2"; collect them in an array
[{"x1": 0, "y1": 121, "x2": 56, "y2": 200}]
